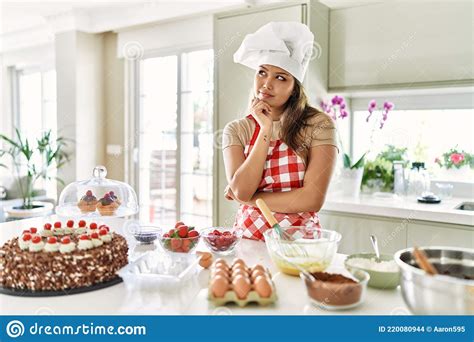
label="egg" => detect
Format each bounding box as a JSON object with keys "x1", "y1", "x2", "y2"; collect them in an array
[
  {"x1": 211, "y1": 275, "x2": 229, "y2": 298},
  {"x1": 232, "y1": 275, "x2": 251, "y2": 299},
  {"x1": 231, "y1": 258, "x2": 247, "y2": 269},
  {"x1": 214, "y1": 258, "x2": 228, "y2": 267},
  {"x1": 197, "y1": 251, "x2": 213, "y2": 268},
  {"x1": 231, "y1": 268, "x2": 250, "y2": 279},
  {"x1": 212, "y1": 269, "x2": 230, "y2": 280},
  {"x1": 250, "y1": 269, "x2": 266, "y2": 280},
  {"x1": 254, "y1": 275, "x2": 272, "y2": 298},
  {"x1": 251, "y1": 264, "x2": 266, "y2": 274}
]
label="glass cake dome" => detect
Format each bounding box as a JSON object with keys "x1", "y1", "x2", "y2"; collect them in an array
[{"x1": 56, "y1": 165, "x2": 139, "y2": 218}]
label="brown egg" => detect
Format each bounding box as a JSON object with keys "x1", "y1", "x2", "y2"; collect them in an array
[
  {"x1": 214, "y1": 258, "x2": 228, "y2": 267},
  {"x1": 212, "y1": 269, "x2": 230, "y2": 280},
  {"x1": 251, "y1": 264, "x2": 266, "y2": 274},
  {"x1": 254, "y1": 275, "x2": 272, "y2": 298},
  {"x1": 232, "y1": 258, "x2": 247, "y2": 269},
  {"x1": 197, "y1": 251, "x2": 213, "y2": 268},
  {"x1": 231, "y1": 268, "x2": 250, "y2": 280},
  {"x1": 250, "y1": 269, "x2": 266, "y2": 280},
  {"x1": 232, "y1": 275, "x2": 251, "y2": 299},
  {"x1": 211, "y1": 275, "x2": 229, "y2": 298}
]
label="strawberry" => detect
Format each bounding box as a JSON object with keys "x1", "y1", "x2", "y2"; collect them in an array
[
  {"x1": 86, "y1": 190, "x2": 93, "y2": 196},
  {"x1": 32, "y1": 236, "x2": 42, "y2": 244},
  {"x1": 22, "y1": 233, "x2": 32, "y2": 241},
  {"x1": 91, "y1": 232, "x2": 99, "y2": 239},
  {"x1": 78, "y1": 220, "x2": 87, "y2": 228},
  {"x1": 54, "y1": 222, "x2": 62, "y2": 228},
  {"x1": 79, "y1": 234, "x2": 90, "y2": 240},
  {"x1": 182, "y1": 239, "x2": 191, "y2": 251},
  {"x1": 22, "y1": 229, "x2": 30, "y2": 234},
  {"x1": 174, "y1": 221, "x2": 185, "y2": 229},
  {"x1": 44, "y1": 223, "x2": 52, "y2": 230},
  {"x1": 168, "y1": 229, "x2": 176, "y2": 237},
  {"x1": 178, "y1": 225, "x2": 188, "y2": 238},
  {"x1": 213, "y1": 229, "x2": 221, "y2": 236},
  {"x1": 48, "y1": 237, "x2": 57, "y2": 244},
  {"x1": 170, "y1": 238, "x2": 182, "y2": 251},
  {"x1": 188, "y1": 230, "x2": 199, "y2": 238},
  {"x1": 61, "y1": 237, "x2": 71, "y2": 244},
  {"x1": 99, "y1": 228, "x2": 108, "y2": 236},
  {"x1": 223, "y1": 231, "x2": 232, "y2": 236},
  {"x1": 66, "y1": 220, "x2": 74, "y2": 228},
  {"x1": 163, "y1": 233, "x2": 170, "y2": 238},
  {"x1": 30, "y1": 227, "x2": 38, "y2": 234},
  {"x1": 90, "y1": 222, "x2": 98, "y2": 229}
]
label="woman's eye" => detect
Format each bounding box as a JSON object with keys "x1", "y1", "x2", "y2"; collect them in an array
[
  {"x1": 258, "y1": 70, "x2": 266, "y2": 76},
  {"x1": 277, "y1": 75, "x2": 285, "y2": 81}
]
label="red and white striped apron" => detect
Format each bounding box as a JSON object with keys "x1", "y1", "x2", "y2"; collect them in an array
[{"x1": 233, "y1": 114, "x2": 321, "y2": 241}]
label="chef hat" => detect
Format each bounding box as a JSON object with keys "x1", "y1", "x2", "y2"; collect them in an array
[{"x1": 233, "y1": 21, "x2": 314, "y2": 82}]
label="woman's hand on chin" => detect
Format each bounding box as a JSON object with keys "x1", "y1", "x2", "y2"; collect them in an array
[{"x1": 250, "y1": 98, "x2": 273, "y2": 130}]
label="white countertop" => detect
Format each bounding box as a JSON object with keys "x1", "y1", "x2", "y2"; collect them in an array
[
  {"x1": 323, "y1": 193, "x2": 474, "y2": 227},
  {"x1": 0, "y1": 217, "x2": 408, "y2": 315}
]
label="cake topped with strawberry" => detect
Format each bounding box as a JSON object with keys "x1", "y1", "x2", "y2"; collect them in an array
[{"x1": 0, "y1": 219, "x2": 128, "y2": 292}]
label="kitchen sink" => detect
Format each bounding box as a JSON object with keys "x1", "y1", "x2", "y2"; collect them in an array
[{"x1": 455, "y1": 202, "x2": 474, "y2": 211}]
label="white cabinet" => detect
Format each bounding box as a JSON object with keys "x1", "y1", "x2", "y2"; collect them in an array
[
  {"x1": 214, "y1": 2, "x2": 329, "y2": 226},
  {"x1": 319, "y1": 210, "x2": 474, "y2": 255},
  {"x1": 319, "y1": 211, "x2": 407, "y2": 255}
]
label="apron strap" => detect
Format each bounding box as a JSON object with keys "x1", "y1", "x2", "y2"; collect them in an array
[{"x1": 246, "y1": 114, "x2": 260, "y2": 146}]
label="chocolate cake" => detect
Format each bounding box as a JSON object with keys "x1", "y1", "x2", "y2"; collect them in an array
[{"x1": 0, "y1": 220, "x2": 128, "y2": 292}]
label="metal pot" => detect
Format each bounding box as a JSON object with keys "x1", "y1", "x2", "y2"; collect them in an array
[{"x1": 394, "y1": 246, "x2": 474, "y2": 315}]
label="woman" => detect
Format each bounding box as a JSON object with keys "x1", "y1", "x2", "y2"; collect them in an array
[{"x1": 222, "y1": 22, "x2": 338, "y2": 241}]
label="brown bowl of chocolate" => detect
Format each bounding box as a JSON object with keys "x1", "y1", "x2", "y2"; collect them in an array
[{"x1": 301, "y1": 268, "x2": 369, "y2": 310}]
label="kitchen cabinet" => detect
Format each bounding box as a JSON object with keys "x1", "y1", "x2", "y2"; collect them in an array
[
  {"x1": 319, "y1": 211, "x2": 407, "y2": 255},
  {"x1": 214, "y1": 1, "x2": 329, "y2": 226},
  {"x1": 319, "y1": 210, "x2": 474, "y2": 255}
]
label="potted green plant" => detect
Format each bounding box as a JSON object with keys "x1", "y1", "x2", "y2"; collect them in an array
[
  {"x1": 321, "y1": 97, "x2": 395, "y2": 197},
  {"x1": 434, "y1": 147, "x2": 473, "y2": 181},
  {"x1": 0, "y1": 129, "x2": 71, "y2": 219}
]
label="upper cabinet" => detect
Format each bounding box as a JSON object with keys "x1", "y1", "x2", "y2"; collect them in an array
[
  {"x1": 329, "y1": 1, "x2": 474, "y2": 91},
  {"x1": 213, "y1": 2, "x2": 329, "y2": 226}
]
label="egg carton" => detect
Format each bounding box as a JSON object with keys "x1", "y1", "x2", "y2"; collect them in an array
[{"x1": 207, "y1": 281, "x2": 278, "y2": 307}]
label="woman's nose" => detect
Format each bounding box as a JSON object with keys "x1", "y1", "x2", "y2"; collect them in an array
[{"x1": 263, "y1": 79, "x2": 273, "y2": 90}]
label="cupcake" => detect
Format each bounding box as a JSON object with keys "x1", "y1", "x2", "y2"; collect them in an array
[
  {"x1": 108, "y1": 191, "x2": 121, "y2": 205},
  {"x1": 96, "y1": 192, "x2": 119, "y2": 216},
  {"x1": 77, "y1": 190, "x2": 98, "y2": 213}
]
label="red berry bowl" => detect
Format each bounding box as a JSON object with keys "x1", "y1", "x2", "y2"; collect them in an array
[
  {"x1": 158, "y1": 227, "x2": 200, "y2": 254},
  {"x1": 201, "y1": 227, "x2": 243, "y2": 255}
]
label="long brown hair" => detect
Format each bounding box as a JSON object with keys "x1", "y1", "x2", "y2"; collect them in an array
[{"x1": 280, "y1": 80, "x2": 330, "y2": 160}]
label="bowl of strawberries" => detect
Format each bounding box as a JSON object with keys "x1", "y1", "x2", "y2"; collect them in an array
[
  {"x1": 201, "y1": 227, "x2": 243, "y2": 255},
  {"x1": 158, "y1": 221, "x2": 200, "y2": 253}
]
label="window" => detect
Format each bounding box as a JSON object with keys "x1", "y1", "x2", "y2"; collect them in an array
[
  {"x1": 14, "y1": 68, "x2": 57, "y2": 197},
  {"x1": 353, "y1": 108, "x2": 474, "y2": 179},
  {"x1": 138, "y1": 49, "x2": 214, "y2": 227}
]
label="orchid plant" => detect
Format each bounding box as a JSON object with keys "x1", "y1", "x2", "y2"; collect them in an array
[{"x1": 321, "y1": 96, "x2": 395, "y2": 169}]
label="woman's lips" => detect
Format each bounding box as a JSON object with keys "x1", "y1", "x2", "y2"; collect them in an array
[{"x1": 259, "y1": 92, "x2": 274, "y2": 99}]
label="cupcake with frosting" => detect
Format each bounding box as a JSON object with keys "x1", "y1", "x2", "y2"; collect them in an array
[
  {"x1": 59, "y1": 236, "x2": 76, "y2": 253},
  {"x1": 90, "y1": 232, "x2": 103, "y2": 247},
  {"x1": 44, "y1": 236, "x2": 60, "y2": 252},
  {"x1": 19, "y1": 232, "x2": 32, "y2": 250},
  {"x1": 96, "y1": 192, "x2": 119, "y2": 216},
  {"x1": 76, "y1": 220, "x2": 87, "y2": 235},
  {"x1": 41, "y1": 223, "x2": 53, "y2": 237},
  {"x1": 29, "y1": 236, "x2": 45, "y2": 252},
  {"x1": 77, "y1": 189, "x2": 98, "y2": 213},
  {"x1": 99, "y1": 228, "x2": 113, "y2": 243},
  {"x1": 77, "y1": 234, "x2": 93, "y2": 250},
  {"x1": 53, "y1": 221, "x2": 64, "y2": 235}
]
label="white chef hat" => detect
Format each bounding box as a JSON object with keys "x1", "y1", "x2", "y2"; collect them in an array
[{"x1": 233, "y1": 21, "x2": 314, "y2": 82}]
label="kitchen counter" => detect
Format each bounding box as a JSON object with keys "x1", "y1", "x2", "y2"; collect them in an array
[
  {"x1": 323, "y1": 193, "x2": 474, "y2": 227},
  {"x1": 0, "y1": 217, "x2": 408, "y2": 315}
]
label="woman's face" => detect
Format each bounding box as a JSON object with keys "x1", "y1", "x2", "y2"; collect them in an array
[{"x1": 254, "y1": 64, "x2": 295, "y2": 109}]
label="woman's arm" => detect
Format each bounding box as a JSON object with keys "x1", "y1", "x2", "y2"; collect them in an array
[
  {"x1": 246, "y1": 145, "x2": 337, "y2": 213},
  {"x1": 223, "y1": 124, "x2": 272, "y2": 202}
]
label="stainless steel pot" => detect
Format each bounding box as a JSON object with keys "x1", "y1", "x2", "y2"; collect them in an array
[{"x1": 394, "y1": 246, "x2": 474, "y2": 315}]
